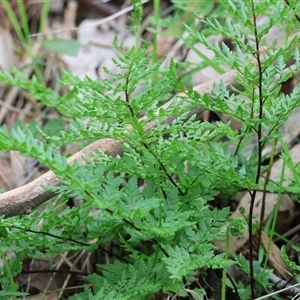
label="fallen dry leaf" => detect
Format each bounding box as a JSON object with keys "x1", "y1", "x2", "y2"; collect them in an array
[
  {"x1": 147, "y1": 35, "x2": 176, "y2": 58},
  {"x1": 0, "y1": 155, "x2": 15, "y2": 191},
  {"x1": 0, "y1": 26, "x2": 13, "y2": 71},
  {"x1": 61, "y1": 19, "x2": 135, "y2": 80},
  {"x1": 10, "y1": 150, "x2": 28, "y2": 188},
  {"x1": 261, "y1": 231, "x2": 293, "y2": 281}
]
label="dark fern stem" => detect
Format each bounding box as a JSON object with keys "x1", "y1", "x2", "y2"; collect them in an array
[
  {"x1": 249, "y1": 0, "x2": 264, "y2": 298},
  {"x1": 284, "y1": 0, "x2": 300, "y2": 23}
]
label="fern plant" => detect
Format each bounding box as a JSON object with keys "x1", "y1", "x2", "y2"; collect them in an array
[
  {"x1": 0, "y1": 0, "x2": 300, "y2": 299},
  {"x1": 183, "y1": 0, "x2": 300, "y2": 298},
  {"x1": 0, "y1": 43, "x2": 235, "y2": 299}
]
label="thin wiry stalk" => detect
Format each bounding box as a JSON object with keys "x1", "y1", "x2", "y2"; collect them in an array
[{"x1": 249, "y1": 0, "x2": 264, "y2": 298}]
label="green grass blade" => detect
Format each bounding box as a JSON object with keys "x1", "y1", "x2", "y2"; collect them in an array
[
  {"x1": 2, "y1": 0, "x2": 27, "y2": 46},
  {"x1": 16, "y1": 0, "x2": 31, "y2": 46},
  {"x1": 39, "y1": 0, "x2": 51, "y2": 35}
]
